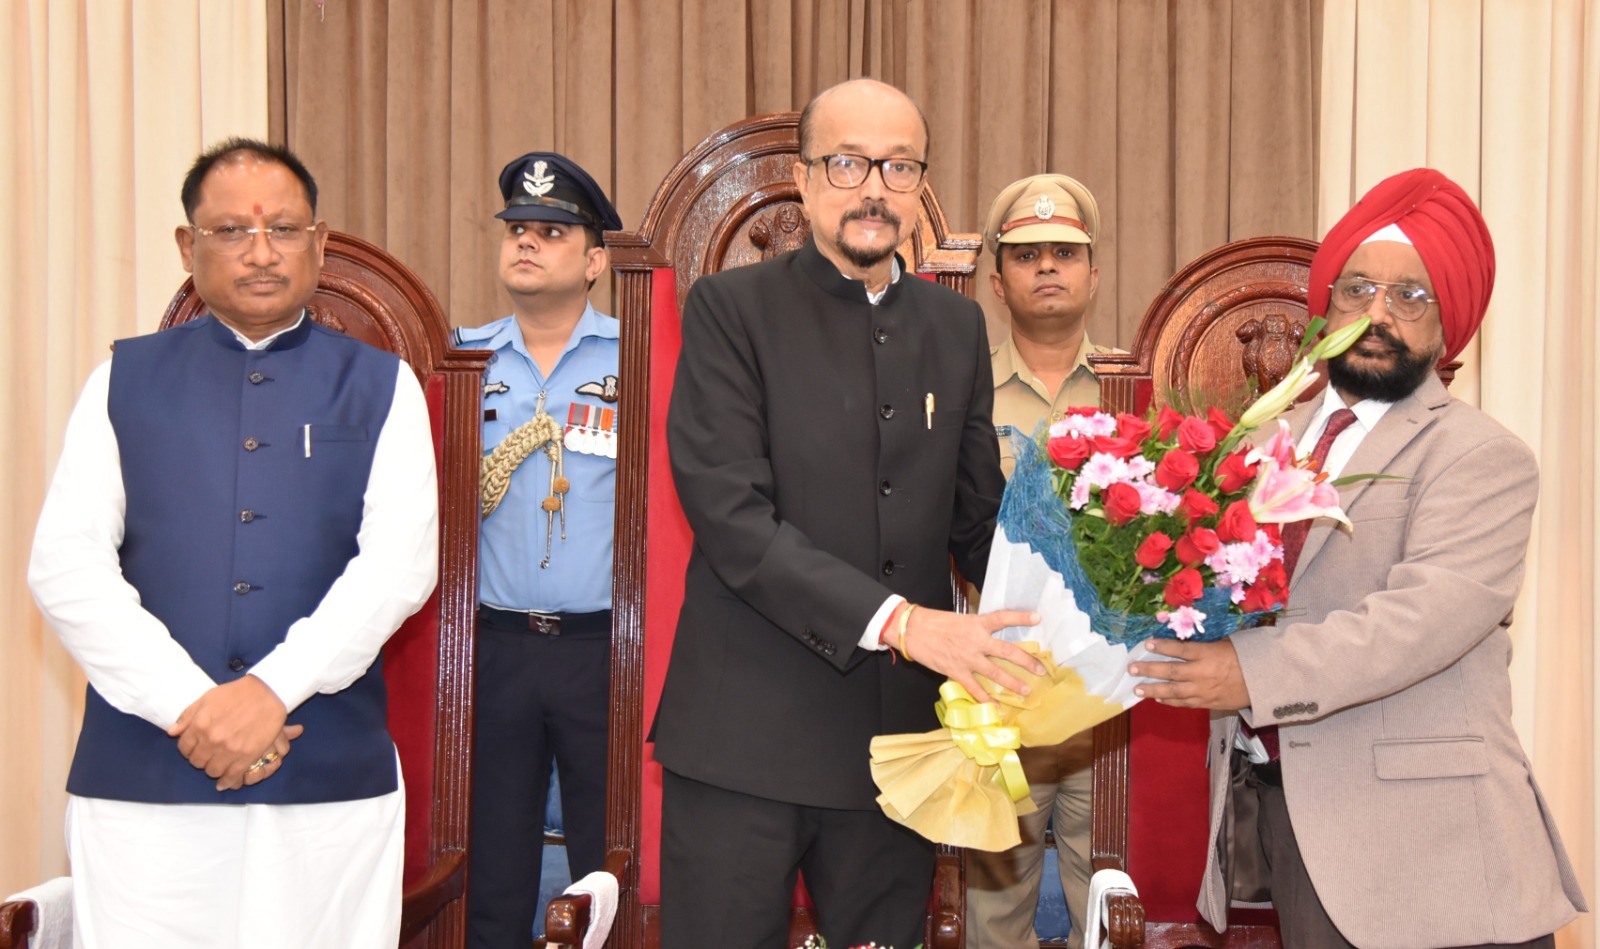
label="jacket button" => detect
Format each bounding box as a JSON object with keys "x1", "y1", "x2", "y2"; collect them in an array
[
  {"x1": 882, "y1": 560, "x2": 895, "y2": 576},
  {"x1": 243, "y1": 437, "x2": 260, "y2": 451},
  {"x1": 233, "y1": 580, "x2": 252, "y2": 595},
  {"x1": 879, "y1": 480, "x2": 892, "y2": 496},
  {"x1": 879, "y1": 404, "x2": 894, "y2": 419},
  {"x1": 248, "y1": 371, "x2": 266, "y2": 384},
  {"x1": 873, "y1": 327, "x2": 889, "y2": 344},
  {"x1": 822, "y1": 642, "x2": 836, "y2": 656},
  {"x1": 228, "y1": 657, "x2": 246, "y2": 672},
  {"x1": 239, "y1": 509, "x2": 256, "y2": 523}
]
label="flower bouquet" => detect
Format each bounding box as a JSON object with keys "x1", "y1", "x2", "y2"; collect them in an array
[{"x1": 869, "y1": 317, "x2": 1370, "y2": 850}]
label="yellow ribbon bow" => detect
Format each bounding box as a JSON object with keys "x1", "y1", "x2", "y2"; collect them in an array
[{"x1": 934, "y1": 681, "x2": 1029, "y2": 802}]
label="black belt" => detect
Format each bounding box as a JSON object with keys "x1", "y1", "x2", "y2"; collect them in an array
[{"x1": 477, "y1": 606, "x2": 611, "y2": 637}]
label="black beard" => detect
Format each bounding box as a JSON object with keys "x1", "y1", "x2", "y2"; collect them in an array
[
  {"x1": 834, "y1": 199, "x2": 902, "y2": 269},
  {"x1": 1327, "y1": 324, "x2": 1440, "y2": 402}
]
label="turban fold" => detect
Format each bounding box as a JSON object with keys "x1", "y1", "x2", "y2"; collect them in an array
[{"x1": 1308, "y1": 168, "x2": 1495, "y2": 364}]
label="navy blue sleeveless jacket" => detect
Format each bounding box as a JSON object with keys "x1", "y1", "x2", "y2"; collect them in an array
[{"x1": 67, "y1": 315, "x2": 402, "y2": 804}]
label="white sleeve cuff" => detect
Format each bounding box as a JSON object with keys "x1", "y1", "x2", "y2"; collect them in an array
[{"x1": 858, "y1": 595, "x2": 906, "y2": 651}]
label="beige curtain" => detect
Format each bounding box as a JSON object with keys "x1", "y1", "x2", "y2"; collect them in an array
[
  {"x1": 1320, "y1": 2, "x2": 1597, "y2": 946},
  {"x1": 274, "y1": 0, "x2": 1318, "y2": 350},
  {"x1": 0, "y1": 0, "x2": 268, "y2": 896}
]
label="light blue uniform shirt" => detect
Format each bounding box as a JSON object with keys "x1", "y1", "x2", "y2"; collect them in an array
[{"x1": 456, "y1": 304, "x2": 618, "y2": 613}]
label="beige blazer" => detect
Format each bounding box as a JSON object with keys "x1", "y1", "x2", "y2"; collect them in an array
[{"x1": 1197, "y1": 375, "x2": 1586, "y2": 947}]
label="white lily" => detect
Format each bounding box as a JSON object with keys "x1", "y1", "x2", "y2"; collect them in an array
[{"x1": 1236, "y1": 316, "x2": 1371, "y2": 431}]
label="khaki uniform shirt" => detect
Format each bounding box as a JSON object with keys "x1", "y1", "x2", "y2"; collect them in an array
[{"x1": 990, "y1": 331, "x2": 1120, "y2": 477}]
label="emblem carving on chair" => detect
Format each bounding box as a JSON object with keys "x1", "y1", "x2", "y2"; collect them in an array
[
  {"x1": 1236, "y1": 311, "x2": 1307, "y2": 395},
  {"x1": 306, "y1": 301, "x2": 348, "y2": 334},
  {"x1": 747, "y1": 202, "x2": 811, "y2": 259}
]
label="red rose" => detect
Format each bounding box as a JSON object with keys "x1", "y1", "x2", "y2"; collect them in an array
[
  {"x1": 1174, "y1": 526, "x2": 1221, "y2": 566},
  {"x1": 1135, "y1": 532, "x2": 1174, "y2": 568},
  {"x1": 1047, "y1": 435, "x2": 1091, "y2": 470},
  {"x1": 1116, "y1": 413, "x2": 1153, "y2": 445},
  {"x1": 1260, "y1": 522, "x2": 1283, "y2": 545},
  {"x1": 1216, "y1": 499, "x2": 1259, "y2": 543},
  {"x1": 1154, "y1": 449, "x2": 1200, "y2": 491},
  {"x1": 1066, "y1": 405, "x2": 1103, "y2": 417},
  {"x1": 1176, "y1": 416, "x2": 1217, "y2": 454},
  {"x1": 1215, "y1": 449, "x2": 1259, "y2": 494},
  {"x1": 1163, "y1": 567, "x2": 1204, "y2": 607},
  {"x1": 1179, "y1": 489, "x2": 1219, "y2": 523},
  {"x1": 1101, "y1": 482, "x2": 1143, "y2": 526},
  {"x1": 1090, "y1": 435, "x2": 1142, "y2": 460},
  {"x1": 1241, "y1": 560, "x2": 1289, "y2": 611},
  {"x1": 1206, "y1": 405, "x2": 1236, "y2": 442},
  {"x1": 1156, "y1": 405, "x2": 1186, "y2": 439}
]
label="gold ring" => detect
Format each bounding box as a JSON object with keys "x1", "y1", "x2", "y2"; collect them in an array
[{"x1": 247, "y1": 751, "x2": 281, "y2": 773}]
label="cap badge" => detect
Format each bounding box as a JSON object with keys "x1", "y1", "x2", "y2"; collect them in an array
[
  {"x1": 1034, "y1": 195, "x2": 1055, "y2": 221},
  {"x1": 523, "y1": 161, "x2": 555, "y2": 198}
]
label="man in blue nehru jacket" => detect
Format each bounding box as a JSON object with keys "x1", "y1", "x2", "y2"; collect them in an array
[
  {"x1": 455, "y1": 152, "x2": 623, "y2": 948},
  {"x1": 28, "y1": 138, "x2": 438, "y2": 949}
]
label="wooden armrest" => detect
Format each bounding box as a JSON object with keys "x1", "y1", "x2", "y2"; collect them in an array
[
  {"x1": 1106, "y1": 892, "x2": 1146, "y2": 948},
  {"x1": 0, "y1": 900, "x2": 39, "y2": 949},
  {"x1": 398, "y1": 849, "x2": 467, "y2": 944},
  {"x1": 928, "y1": 846, "x2": 963, "y2": 949},
  {"x1": 545, "y1": 848, "x2": 632, "y2": 948}
]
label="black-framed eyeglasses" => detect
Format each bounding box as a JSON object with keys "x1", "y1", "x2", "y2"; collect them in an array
[
  {"x1": 1327, "y1": 276, "x2": 1437, "y2": 322},
  {"x1": 804, "y1": 154, "x2": 928, "y2": 193},
  {"x1": 191, "y1": 223, "x2": 319, "y2": 253}
]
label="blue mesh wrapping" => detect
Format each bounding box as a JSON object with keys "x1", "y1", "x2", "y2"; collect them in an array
[{"x1": 1000, "y1": 433, "x2": 1275, "y2": 646}]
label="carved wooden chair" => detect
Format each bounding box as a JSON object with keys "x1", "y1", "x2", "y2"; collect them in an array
[
  {"x1": 1080, "y1": 236, "x2": 1321, "y2": 949},
  {"x1": 164, "y1": 231, "x2": 487, "y2": 949},
  {"x1": 544, "y1": 112, "x2": 979, "y2": 949}
]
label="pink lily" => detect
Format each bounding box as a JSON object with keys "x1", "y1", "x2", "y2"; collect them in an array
[{"x1": 1244, "y1": 454, "x2": 1351, "y2": 528}]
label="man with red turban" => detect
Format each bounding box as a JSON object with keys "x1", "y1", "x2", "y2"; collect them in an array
[{"x1": 1129, "y1": 168, "x2": 1587, "y2": 947}]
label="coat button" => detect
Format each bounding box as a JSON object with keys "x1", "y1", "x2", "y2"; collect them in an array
[
  {"x1": 248, "y1": 371, "x2": 266, "y2": 384},
  {"x1": 243, "y1": 437, "x2": 260, "y2": 451},
  {"x1": 882, "y1": 560, "x2": 895, "y2": 576},
  {"x1": 239, "y1": 509, "x2": 256, "y2": 523},
  {"x1": 228, "y1": 657, "x2": 246, "y2": 672},
  {"x1": 233, "y1": 580, "x2": 252, "y2": 595},
  {"x1": 822, "y1": 642, "x2": 836, "y2": 656},
  {"x1": 879, "y1": 404, "x2": 894, "y2": 419},
  {"x1": 873, "y1": 327, "x2": 889, "y2": 344},
  {"x1": 879, "y1": 480, "x2": 892, "y2": 496}
]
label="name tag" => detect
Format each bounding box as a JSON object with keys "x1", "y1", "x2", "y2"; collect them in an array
[{"x1": 994, "y1": 424, "x2": 1013, "y2": 438}]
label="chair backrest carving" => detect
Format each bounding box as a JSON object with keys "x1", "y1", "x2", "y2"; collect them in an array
[{"x1": 162, "y1": 231, "x2": 486, "y2": 949}]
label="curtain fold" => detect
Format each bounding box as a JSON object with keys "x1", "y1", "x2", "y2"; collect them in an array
[
  {"x1": 276, "y1": 0, "x2": 1317, "y2": 347},
  {"x1": 1319, "y1": 3, "x2": 1596, "y2": 946},
  {"x1": 0, "y1": 0, "x2": 267, "y2": 896}
]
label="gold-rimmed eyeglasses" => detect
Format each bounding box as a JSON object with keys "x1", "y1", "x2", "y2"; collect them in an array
[
  {"x1": 191, "y1": 223, "x2": 319, "y2": 253},
  {"x1": 1327, "y1": 276, "x2": 1437, "y2": 322}
]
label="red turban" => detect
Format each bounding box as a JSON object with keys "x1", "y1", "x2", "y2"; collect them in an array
[{"x1": 1308, "y1": 168, "x2": 1495, "y2": 365}]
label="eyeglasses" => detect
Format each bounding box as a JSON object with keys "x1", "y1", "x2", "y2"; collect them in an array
[
  {"x1": 1327, "y1": 276, "x2": 1438, "y2": 322},
  {"x1": 191, "y1": 223, "x2": 319, "y2": 253},
  {"x1": 805, "y1": 154, "x2": 928, "y2": 193}
]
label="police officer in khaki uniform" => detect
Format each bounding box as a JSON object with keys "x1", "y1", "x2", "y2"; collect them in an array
[{"x1": 967, "y1": 174, "x2": 1119, "y2": 949}]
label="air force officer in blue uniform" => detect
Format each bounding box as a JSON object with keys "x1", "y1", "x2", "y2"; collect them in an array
[{"x1": 457, "y1": 152, "x2": 624, "y2": 948}]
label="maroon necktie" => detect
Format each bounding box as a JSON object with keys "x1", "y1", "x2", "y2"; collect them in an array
[{"x1": 1250, "y1": 407, "x2": 1357, "y2": 760}]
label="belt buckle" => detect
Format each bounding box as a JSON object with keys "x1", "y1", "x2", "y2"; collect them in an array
[{"x1": 529, "y1": 611, "x2": 562, "y2": 635}]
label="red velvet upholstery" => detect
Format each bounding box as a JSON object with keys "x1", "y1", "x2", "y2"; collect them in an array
[{"x1": 163, "y1": 231, "x2": 486, "y2": 949}]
